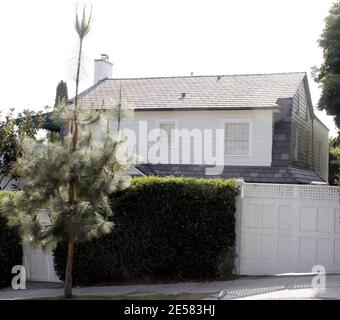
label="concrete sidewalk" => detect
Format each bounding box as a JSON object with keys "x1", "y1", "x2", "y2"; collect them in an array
[{"x1": 1, "y1": 274, "x2": 340, "y2": 300}]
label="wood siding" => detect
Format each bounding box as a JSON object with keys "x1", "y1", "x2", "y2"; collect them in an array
[
  {"x1": 313, "y1": 118, "x2": 329, "y2": 182},
  {"x1": 289, "y1": 78, "x2": 329, "y2": 181}
]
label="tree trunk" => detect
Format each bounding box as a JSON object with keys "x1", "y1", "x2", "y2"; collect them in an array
[
  {"x1": 63, "y1": 10, "x2": 87, "y2": 298},
  {"x1": 64, "y1": 237, "x2": 75, "y2": 298},
  {"x1": 64, "y1": 42, "x2": 79, "y2": 298}
]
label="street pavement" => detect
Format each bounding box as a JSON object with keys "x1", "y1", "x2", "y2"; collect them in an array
[{"x1": 1, "y1": 273, "x2": 340, "y2": 300}]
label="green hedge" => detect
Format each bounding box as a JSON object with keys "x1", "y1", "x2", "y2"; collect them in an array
[
  {"x1": 54, "y1": 176, "x2": 239, "y2": 283},
  {"x1": 0, "y1": 191, "x2": 23, "y2": 288}
]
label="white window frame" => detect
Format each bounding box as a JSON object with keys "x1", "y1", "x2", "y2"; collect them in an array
[
  {"x1": 222, "y1": 119, "x2": 253, "y2": 157},
  {"x1": 156, "y1": 119, "x2": 178, "y2": 149}
]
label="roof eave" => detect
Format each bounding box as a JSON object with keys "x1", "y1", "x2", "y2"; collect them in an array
[{"x1": 133, "y1": 106, "x2": 279, "y2": 112}]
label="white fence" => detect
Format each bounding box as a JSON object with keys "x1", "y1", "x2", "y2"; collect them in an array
[
  {"x1": 235, "y1": 183, "x2": 340, "y2": 275},
  {"x1": 23, "y1": 210, "x2": 60, "y2": 282},
  {"x1": 23, "y1": 244, "x2": 60, "y2": 282},
  {"x1": 23, "y1": 183, "x2": 340, "y2": 282}
]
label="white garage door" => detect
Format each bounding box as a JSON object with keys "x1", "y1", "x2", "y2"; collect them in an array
[{"x1": 236, "y1": 183, "x2": 340, "y2": 275}]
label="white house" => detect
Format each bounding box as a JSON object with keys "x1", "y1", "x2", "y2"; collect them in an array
[
  {"x1": 71, "y1": 55, "x2": 329, "y2": 184},
  {"x1": 21, "y1": 56, "x2": 338, "y2": 281}
]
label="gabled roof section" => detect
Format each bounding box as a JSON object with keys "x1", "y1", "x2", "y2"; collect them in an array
[
  {"x1": 74, "y1": 72, "x2": 306, "y2": 111},
  {"x1": 299, "y1": 75, "x2": 329, "y2": 131}
]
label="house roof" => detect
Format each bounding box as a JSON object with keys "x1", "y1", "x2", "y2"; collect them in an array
[
  {"x1": 136, "y1": 164, "x2": 325, "y2": 184},
  {"x1": 75, "y1": 72, "x2": 306, "y2": 111}
]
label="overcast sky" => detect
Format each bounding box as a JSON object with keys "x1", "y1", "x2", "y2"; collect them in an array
[{"x1": 0, "y1": 0, "x2": 337, "y2": 137}]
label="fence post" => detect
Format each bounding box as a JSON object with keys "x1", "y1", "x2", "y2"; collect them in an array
[
  {"x1": 234, "y1": 179, "x2": 244, "y2": 275},
  {"x1": 291, "y1": 184, "x2": 301, "y2": 269}
]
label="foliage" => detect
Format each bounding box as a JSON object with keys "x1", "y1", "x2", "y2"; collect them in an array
[
  {"x1": 329, "y1": 137, "x2": 340, "y2": 185},
  {"x1": 0, "y1": 191, "x2": 22, "y2": 288},
  {"x1": 55, "y1": 80, "x2": 69, "y2": 107},
  {"x1": 54, "y1": 177, "x2": 239, "y2": 283},
  {"x1": 0, "y1": 106, "x2": 134, "y2": 246},
  {"x1": 75, "y1": 4, "x2": 92, "y2": 40},
  {"x1": 47, "y1": 80, "x2": 69, "y2": 142},
  {"x1": 0, "y1": 4, "x2": 134, "y2": 298},
  {"x1": 312, "y1": 1, "x2": 340, "y2": 130},
  {"x1": 0, "y1": 108, "x2": 43, "y2": 190}
]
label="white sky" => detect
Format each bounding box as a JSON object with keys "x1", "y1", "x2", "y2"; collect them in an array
[{"x1": 0, "y1": 0, "x2": 337, "y2": 137}]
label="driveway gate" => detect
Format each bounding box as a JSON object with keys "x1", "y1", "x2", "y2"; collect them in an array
[{"x1": 236, "y1": 183, "x2": 340, "y2": 275}]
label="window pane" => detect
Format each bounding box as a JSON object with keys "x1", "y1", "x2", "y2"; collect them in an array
[
  {"x1": 159, "y1": 123, "x2": 175, "y2": 147},
  {"x1": 224, "y1": 122, "x2": 249, "y2": 156}
]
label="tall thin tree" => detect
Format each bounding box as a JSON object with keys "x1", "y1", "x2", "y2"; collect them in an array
[
  {"x1": 64, "y1": 4, "x2": 92, "y2": 298},
  {"x1": 0, "y1": 4, "x2": 135, "y2": 299}
]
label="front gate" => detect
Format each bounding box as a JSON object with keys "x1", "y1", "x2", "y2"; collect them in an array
[{"x1": 236, "y1": 183, "x2": 340, "y2": 275}]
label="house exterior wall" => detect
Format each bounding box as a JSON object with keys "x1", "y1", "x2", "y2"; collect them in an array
[
  {"x1": 290, "y1": 80, "x2": 314, "y2": 169},
  {"x1": 78, "y1": 75, "x2": 329, "y2": 182},
  {"x1": 313, "y1": 118, "x2": 329, "y2": 182},
  {"x1": 289, "y1": 78, "x2": 329, "y2": 182},
  {"x1": 114, "y1": 109, "x2": 275, "y2": 166},
  {"x1": 271, "y1": 98, "x2": 293, "y2": 167}
]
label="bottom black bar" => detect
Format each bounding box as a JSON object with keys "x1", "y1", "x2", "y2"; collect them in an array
[{"x1": 0, "y1": 299, "x2": 335, "y2": 319}]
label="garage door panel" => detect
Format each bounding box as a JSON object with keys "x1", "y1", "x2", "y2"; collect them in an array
[
  {"x1": 278, "y1": 235, "x2": 293, "y2": 261},
  {"x1": 278, "y1": 205, "x2": 292, "y2": 230},
  {"x1": 335, "y1": 209, "x2": 340, "y2": 233},
  {"x1": 317, "y1": 238, "x2": 332, "y2": 263},
  {"x1": 261, "y1": 234, "x2": 277, "y2": 260},
  {"x1": 334, "y1": 239, "x2": 340, "y2": 264},
  {"x1": 244, "y1": 204, "x2": 262, "y2": 228},
  {"x1": 262, "y1": 204, "x2": 277, "y2": 229},
  {"x1": 317, "y1": 207, "x2": 333, "y2": 233},
  {"x1": 240, "y1": 231, "x2": 261, "y2": 258},
  {"x1": 299, "y1": 237, "x2": 316, "y2": 263},
  {"x1": 300, "y1": 207, "x2": 317, "y2": 232}
]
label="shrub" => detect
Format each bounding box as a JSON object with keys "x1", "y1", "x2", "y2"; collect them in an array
[
  {"x1": 54, "y1": 176, "x2": 239, "y2": 283},
  {"x1": 0, "y1": 191, "x2": 22, "y2": 288},
  {"x1": 329, "y1": 138, "x2": 340, "y2": 185}
]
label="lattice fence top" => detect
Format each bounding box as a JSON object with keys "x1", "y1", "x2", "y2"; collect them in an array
[{"x1": 243, "y1": 183, "x2": 340, "y2": 201}]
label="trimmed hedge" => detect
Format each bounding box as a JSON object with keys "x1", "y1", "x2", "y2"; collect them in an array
[
  {"x1": 0, "y1": 191, "x2": 23, "y2": 288},
  {"x1": 54, "y1": 176, "x2": 239, "y2": 283}
]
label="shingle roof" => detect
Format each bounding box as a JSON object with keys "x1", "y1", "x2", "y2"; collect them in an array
[
  {"x1": 75, "y1": 72, "x2": 306, "y2": 110},
  {"x1": 136, "y1": 164, "x2": 324, "y2": 184}
]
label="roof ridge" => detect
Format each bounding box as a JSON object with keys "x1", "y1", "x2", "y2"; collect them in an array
[{"x1": 105, "y1": 71, "x2": 307, "y2": 81}]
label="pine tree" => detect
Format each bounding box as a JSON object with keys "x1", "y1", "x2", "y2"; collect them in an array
[
  {"x1": 55, "y1": 81, "x2": 69, "y2": 107},
  {"x1": 0, "y1": 5, "x2": 135, "y2": 298},
  {"x1": 47, "y1": 81, "x2": 69, "y2": 143}
]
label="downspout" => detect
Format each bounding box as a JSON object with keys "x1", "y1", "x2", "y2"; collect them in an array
[{"x1": 312, "y1": 115, "x2": 314, "y2": 171}]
